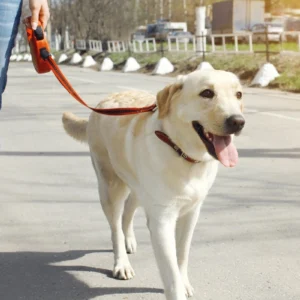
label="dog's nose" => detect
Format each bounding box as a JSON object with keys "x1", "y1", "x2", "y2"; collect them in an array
[{"x1": 225, "y1": 115, "x2": 245, "y2": 133}]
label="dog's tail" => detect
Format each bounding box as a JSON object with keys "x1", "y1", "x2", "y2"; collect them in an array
[{"x1": 62, "y1": 112, "x2": 88, "y2": 143}]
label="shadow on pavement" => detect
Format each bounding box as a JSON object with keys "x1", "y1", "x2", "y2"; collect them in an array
[
  {"x1": 0, "y1": 250, "x2": 163, "y2": 300},
  {"x1": 239, "y1": 148, "x2": 300, "y2": 159},
  {"x1": 0, "y1": 151, "x2": 90, "y2": 157},
  {"x1": 1, "y1": 148, "x2": 300, "y2": 158}
]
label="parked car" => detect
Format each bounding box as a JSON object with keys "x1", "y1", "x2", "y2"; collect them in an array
[
  {"x1": 146, "y1": 21, "x2": 188, "y2": 41},
  {"x1": 131, "y1": 31, "x2": 146, "y2": 41},
  {"x1": 251, "y1": 23, "x2": 285, "y2": 43},
  {"x1": 168, "y1": 31, "x2": 194, "y2": 43}
]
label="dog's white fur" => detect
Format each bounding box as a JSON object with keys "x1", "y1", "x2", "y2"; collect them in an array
[{"x1": 62, "y1": 70, "x2": 244, "y2": 300}]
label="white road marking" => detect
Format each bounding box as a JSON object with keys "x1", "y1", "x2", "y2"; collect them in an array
[
  {"x1": 67, "y1": 76, "x2": 96, "y2": 84},
  {"x1": 244, "y1": 109, "x2": 258, "y2": 113},
  {"x1": 117, "y1": 85, "x2": 151, "y2": 93},
  {"x1": 259, "y1": 112, "x2": 300, "y2": 122},
  {"x1": 244, "y1": 109, "x2": 300, "y2": 122}
]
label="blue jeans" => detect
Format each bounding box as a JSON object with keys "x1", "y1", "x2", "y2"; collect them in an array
[{"x1": 0, "y1": 0, "x2": 23, "y2": 109}]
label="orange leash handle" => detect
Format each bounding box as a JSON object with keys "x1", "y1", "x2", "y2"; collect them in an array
[
  {"x1": 25, "y1": 17, "x2": 157, "y2": 116},
  {"x1": 26, "y1": 18, "x2": 51, "y2": 74}
]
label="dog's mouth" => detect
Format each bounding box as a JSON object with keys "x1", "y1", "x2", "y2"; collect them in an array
[{"x1": 192, "y1": 121, "x2": 238, "y2": 168}]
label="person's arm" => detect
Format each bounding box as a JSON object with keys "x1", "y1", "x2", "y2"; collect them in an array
[{"x1": 29, "y1": 0, "x2": 50, "y2": 29}]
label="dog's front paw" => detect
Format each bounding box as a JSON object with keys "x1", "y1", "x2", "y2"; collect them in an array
[
  {"x1": 184, "y1": 279, "x2": 194, "y2": 298},
  {"x1": 125, "y1": 236, "x2": 137, "y2": 254},
  {"x1": 113, "y1": 260, "x2": 135, "y2": 280}
]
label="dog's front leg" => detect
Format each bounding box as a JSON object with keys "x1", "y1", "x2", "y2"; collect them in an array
[
  {"x1": 176, "y1": 203, "x2": 202, "y2": 298},
  {"x1": 147, "y1": 210, "x2": 187, "y2": 300}
]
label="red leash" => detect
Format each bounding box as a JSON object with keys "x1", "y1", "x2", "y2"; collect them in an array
[
  {"x1": 46, "y1": 56, "x2": 157, "y2": 115},
  {"x1": 25, "y1": 17, "x2": 157, "y2": 116}
]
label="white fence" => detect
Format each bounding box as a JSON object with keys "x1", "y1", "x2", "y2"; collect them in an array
[
  {"x1": 281, "y1": 31, "x2": 300, "y2": 52},
  {"x1": 166, "y1": 33, "x2": 253, "y2": 54},
  {"x1": 88, "y1": 40, "x2": 103, "y2": 52},
  {"x1": 107, "y1": 40, "x2": 127, "y2": 53},
  {"x1": 211, "y1": 33, "x2": 253, "y2": 53},
  {"x1": 12, "y1": 31, "x2": 300, "y2": 55},
  {"x1": 132, "y1": 38, "x2": 157, "y2": 53},
  {"x1": 76, "y1": 39, "x2": 103, "y2": 52},
  {"x1": 75, "y1": 39, "x2": 87, "y2": 51},
  {"x1": 77, "y1": 38, "x2": 155, "y2": 54},
  {"x1": 167, "y1": 36, "x2": 196, "y2": 52}
]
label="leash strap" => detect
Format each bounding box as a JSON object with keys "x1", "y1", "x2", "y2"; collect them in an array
[{"x1": 45, "y1": 56, "x2": 157, "y2": 115}]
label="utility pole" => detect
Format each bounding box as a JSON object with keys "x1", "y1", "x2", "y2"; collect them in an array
[
  {"x1": 168, "y1": 0, "x2": 172, "y2": 21},
  {"x1": 195, "y1": 6, "x2": 207, "y2": 58}
]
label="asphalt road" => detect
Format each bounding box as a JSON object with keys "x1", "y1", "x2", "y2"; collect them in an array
[{"x1": 0, "y1": 62, "x2": 300, "y2": 300}]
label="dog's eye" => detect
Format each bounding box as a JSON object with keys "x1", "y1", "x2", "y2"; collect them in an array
[
  {"x1": 199, "y1": 89, "x2": 215, "y2": 99},
  {"x1": 236, "y1": 92, "x2": 243, "y2": 99}
]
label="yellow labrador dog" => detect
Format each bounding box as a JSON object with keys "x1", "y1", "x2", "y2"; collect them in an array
[{"x1": 62, "y1": 69, "x2": 245, "y2": 300}]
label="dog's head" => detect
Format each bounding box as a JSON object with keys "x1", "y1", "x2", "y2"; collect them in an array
[{"x1": 156, "y1": 69, "x2": 245, "y2": 167}]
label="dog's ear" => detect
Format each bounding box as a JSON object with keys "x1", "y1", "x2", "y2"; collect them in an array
[{"x1": 156, "y1": 83, "x2": 183, "y2": 118}]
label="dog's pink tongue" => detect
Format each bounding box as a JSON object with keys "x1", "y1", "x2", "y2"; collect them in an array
[{"x1": 212, "y1": 135, "x2": 238, "y2": 167}]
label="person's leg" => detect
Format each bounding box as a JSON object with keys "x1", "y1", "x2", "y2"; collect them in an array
[{"x1": 0, "y1": 0, "x2": 23, "y2": 109}]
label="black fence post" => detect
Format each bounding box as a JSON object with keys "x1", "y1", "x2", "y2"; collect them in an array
[
  {"x1": 265, "y1": 24, "x2": 270, "y2": 62},
  {"x1": 160, "y1": 34, "x2": 164, "y2": 58},
  {"x1": 195, "y1": 32, "x2": 206, "y2": 61},
  {"x1": 128, "y1": 42, "x2": 132, "y2": 58},
  {"x1": 201, "y1": 32, "x2": 206, "y2": 62}
]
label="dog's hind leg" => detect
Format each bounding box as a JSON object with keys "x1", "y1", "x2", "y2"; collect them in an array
[
  {"x1": 91, "y1": 153, "x2": 135, "y2": 280},
  {"x1": 176, "y1": 203, "x2": 202, "y2": 298},
  {"x1": 122, "y1": 193, "x2": 138, "y2": 254}
]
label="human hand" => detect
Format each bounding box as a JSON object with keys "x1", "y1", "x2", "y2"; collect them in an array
[{"x1": 29, "y1": 0, "x2": 50, "y2": 29}]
